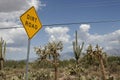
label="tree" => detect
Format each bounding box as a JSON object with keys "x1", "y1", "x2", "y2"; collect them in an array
[
  {"x1": 87, "y1": 44, "x2": 107, "y2": 80},
  {"x1": 0, "y1": 38, "x2": 6, "y2": 70},
  {"x1": 35, "y1": 41, "x2": 63, "y2": 80},
  {"x1": 73, "y1": 30, "x2": 84, "y2": 64}
]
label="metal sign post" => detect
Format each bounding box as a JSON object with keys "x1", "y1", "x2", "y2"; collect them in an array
[
  {"x1": 20, "y1": 6, "x2": 42, "y2": 80},
  {"x1": 25, "y1": 39, "x2": 31, "y2": 80}
]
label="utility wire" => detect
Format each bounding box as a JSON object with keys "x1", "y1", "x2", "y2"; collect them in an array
[
  {"x1": 65, "y1": 1, "x2": 120, "y2": 7},
  {"x1": 77, "y1": 0, "x2": 120, "y2": 5},
  {"x1": 78, "y1": 3, "x2": 120, "y2": 7},
  {"x1": 0, "y1": 19, "x2": 120, "y2": 30},
  {"x1": 0, "y1": 27, "x2": 23, "y2": 30},
  {"x1": 43, "y1": 20, "x2": 120, "y2": 26},
  {"x1": 78, "y1": 1, "x2": 120, "y2": 5}
]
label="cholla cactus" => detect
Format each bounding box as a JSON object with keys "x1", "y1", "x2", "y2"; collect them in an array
[
  {"x1": 35, "y1": 41, "x2": 63, "y2": 80},
  {"x1": 73, "y1": 30, "x2": 84, "y2": 64},
  {"x1": 87, "y1": 44, "x2": 107, "y2": 80},
  {"x1": 0, "y1": 38, "x2": 6, "y2": 70}
]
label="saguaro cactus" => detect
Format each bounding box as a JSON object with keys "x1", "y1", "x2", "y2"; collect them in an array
[
  {"x1": 87, "y1": 44, "x2": 107, "y2": 80},
  {"x1": 35, "y1": 41, "x2": 63, "y2": 80},
  {"x1": 73, "y1": 31, "x2": 84, "y2": 64},
  {"x1": 0, "y1": 38, "x2": 6, "y2": 70}
]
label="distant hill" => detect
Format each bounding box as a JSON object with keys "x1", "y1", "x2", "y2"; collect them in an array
[
  {"x1": 60, "y1": 52, "x2": 74, "y2": 60},
  {"x1": 60, "y1": 48, "x2": 120, "y2": 60},
  {"x1": 106, "y1": 48, "x2": 120, "y2": 56}
]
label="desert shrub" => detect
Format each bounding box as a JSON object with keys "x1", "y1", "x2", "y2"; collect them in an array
[
  {"x1": 81, "y1": 54, "x2": 99, "y2": 69},
  {"x1": 10, "y1": 76, "x2": 20, "y2": 80},
  {"x1": 0, "y1": 71, "x2": 6, "y2": 80},
  {"x1": 4, "y1": 60, "x2": 26, "y2": 69},
  {"x1": 109, "y1": 63, "x2": 120, "y2": 73},
  {"x1": 32, "y1": 60, "x2": 53, "y2": 69},
  {"x1": 30, "y1": 69, "x2": 51, "y2": 80},
  {"x1": 59, "y1": 59, "x2": 75, "y2": 68},
  {"x1": 107, "y1": 56, "x2": 120, "y2": 65},
  {"x1": 65, "y1": 64, "x2": 85, "y2": 77},
  {"x1": 62, "y1": 76, "x2": 75, "y2": 80}
]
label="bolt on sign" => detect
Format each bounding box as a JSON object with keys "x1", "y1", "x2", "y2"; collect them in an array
[{"x1": 20, "y1": 6, "x2": 42, "y2": 39}]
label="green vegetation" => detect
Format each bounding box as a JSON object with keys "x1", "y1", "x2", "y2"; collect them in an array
[
  {"x1": 35, "y1": 41, "x2": 63, "y2": 80},
  {"x1": 0, "y1": 56, "x2": 119, "y2": 80},
  {"x1": 4, "y1": 60, "x2": 26, "y2": 69},
  {"x1": 86, "y1": 44, "x2": 107, "y2": 80},
  {"x1": 0, "y1": 34, "x2": 120, "y2": 80}
]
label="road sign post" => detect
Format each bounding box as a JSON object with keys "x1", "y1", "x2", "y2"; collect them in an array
[
  {"x1": 26, "y1": 39, "x2": 30, "y2": 80},
  {"x1": 20, "y1": 6, "x2": 42, "y2": 80}
]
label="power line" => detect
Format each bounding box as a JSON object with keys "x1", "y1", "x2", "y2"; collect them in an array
[
  {"x1": 77, "y1": 1, "x2": 120, "y2": 5},
  {"x1": 62, "y1": 1, "x2": 120, "y2": 8},
  {"x1": 78, "y1": 3, "x2": 120, "y2": 7},
  {"x1": 43, "y1": 20, "x2": 120, "y2": 26},
  {"x1": 0, "y1": 19, "x2": 120, "y2": 30},
  {"x1": 0, "y1": 27, "x2": 23, "y2": 30}
]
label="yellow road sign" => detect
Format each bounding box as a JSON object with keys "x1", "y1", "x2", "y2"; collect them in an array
[{"x1": 20, "y1": 6, "x2": 42, "y2": 39}]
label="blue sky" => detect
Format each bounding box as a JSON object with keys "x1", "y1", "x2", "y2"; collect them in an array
[
  {"x1": 0, "y1": 0, "x2": 120, "y2": 60},
  {"x1": 39, "y1": 0, "x2": 120, "y2": 24},
  {"x1": 36, "y1": 0, "x2": 120, "y2": 38}
]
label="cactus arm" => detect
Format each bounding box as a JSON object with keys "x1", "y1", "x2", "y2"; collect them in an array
[
  {"x1": 0, "y1": 38, "x2": 6, "y2": 70},
  {"x1": 75, "y1": 30, "x2": 78, "y2": 46},
  {"x1": 73, "y1": 41, "x2": 78, "y2": 61},
  {"x1": 3, "y1": 42, "x2": 6, "y2": 59},
  {"x1": 80, "y1": 42, "x2": 84, "y2": 51},
  {"x1": 73, "y1": 31, "x2": 84, "y2": 64},
  {"x1": 0, "y1": 42, "x2": 2, "y2": 58},
  {"x1": 78, "y1": 42, "x2": 84, "y2": 57},
  {"x1": 0, "y1": 38, "x2": 3, "y2": 58}
]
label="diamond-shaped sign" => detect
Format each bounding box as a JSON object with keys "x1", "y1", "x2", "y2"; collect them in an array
[{"x1": 20, "y1": 6, "x2": 42, "y2": 39}]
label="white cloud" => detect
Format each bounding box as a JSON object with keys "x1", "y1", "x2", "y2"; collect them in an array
[
  {"x1": 0, "y1": 0, "x2": 28, "y2": 12},
  {"x1": 6, "y1": 47, "x2": 27, "y2": 60},
  {"x1": 80, "y1": 24, "x2": 90, "y2": 32},
  {"x1": 0, "y1": 0, "x2": 45, "y2": 22},
  {"x1": 0, "y1": 22, "x2": 27, "y2": 46},
  {"x1": 28, "y1": 0, "x2": 46, "y2": 10},
  {"x1": 45, "y1": 27, "x2": 70, "y2": 43},
  {"x1": 78, "y1": 24, "x2": 90, "y2": 41},
  {"x1": 78, "y1": 24, "x2": 120, "y2": 55},
  {"x1": 0, "y1": 0, "x2": 45, "y2": 12},
  {"x1": 45, "y1": 27, "x2": 69, "y2": 34}
]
